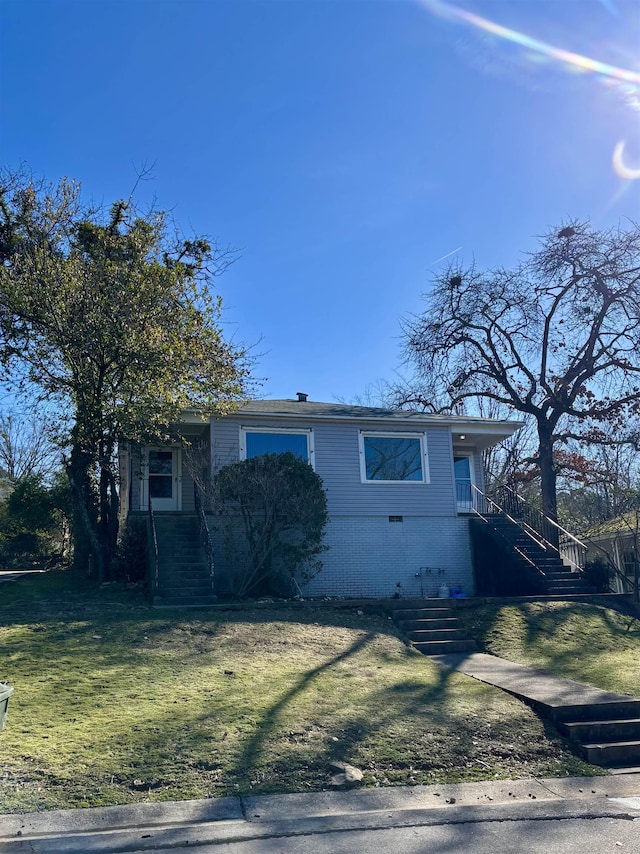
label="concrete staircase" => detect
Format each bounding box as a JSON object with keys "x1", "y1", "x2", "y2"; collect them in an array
[
  {"x1": 553, "y1": 700, "x2": 640, "y2": 767},
  {"x1": 434, "y1": 651, "x2": 640, "y2": 769},
  {"x1": 393, "y1": 603, "x2": 476, "y2": 656},
  {"x1": 153, "y1": 514, "x2": 216, "y2": 608},
  {"x1": 477, "y1": 514, "x2": 596, "y2": 596}
]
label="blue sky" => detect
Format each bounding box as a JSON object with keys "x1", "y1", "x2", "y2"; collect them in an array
[{"x1": 2, "y1": 0, "x2": 639, "y2": 403}]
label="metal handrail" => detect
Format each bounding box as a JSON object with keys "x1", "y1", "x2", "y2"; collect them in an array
[
  {"x1": 469, "y1": 486, "x2": 546, "y2": 574},
  {"x1": 147, "y1": 496, "x2": 159, "y2": 597},
  {"x1": 470, "y1": 484, "x2": 587, "y2": 574},
  {"x1": 195, "y1": 487, "x2": 215, "y2": 595}
]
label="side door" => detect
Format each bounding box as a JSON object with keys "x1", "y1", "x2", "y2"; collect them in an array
[{"x1": 453, "y1": 454, "x2": 474, "y2": 512}]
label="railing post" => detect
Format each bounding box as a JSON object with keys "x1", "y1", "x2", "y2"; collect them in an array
[
  {"x1": 147, "y1": 497, "x2": 159, "y2": 599},
  {"x1": 195, "y1": 487, "x2": 216, "y2": 598}
]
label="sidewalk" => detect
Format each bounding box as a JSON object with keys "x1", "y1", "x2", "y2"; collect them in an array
[
  {"x1": 2, "y1": 773, "x2": 640, "y2": 853},
  {"x1": 431, "y1": 651, "x2": 640, "y2": 718}
]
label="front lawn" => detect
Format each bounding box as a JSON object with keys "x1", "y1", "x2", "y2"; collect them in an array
[{"x1": 0, "y1": 570, "x2": 599, "y2": 813}]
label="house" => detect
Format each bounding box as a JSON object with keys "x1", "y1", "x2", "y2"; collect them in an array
[
  {"x1": 579, "y1": 512, "x2": 640, "y2": 596},
  {"x1": 122, "y1": 396, "x2": 522, "y2": 601}
]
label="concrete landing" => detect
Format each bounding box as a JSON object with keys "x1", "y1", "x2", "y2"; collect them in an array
[{"x1": 431, "y1": 653, "x2": 640, "y2": 720}]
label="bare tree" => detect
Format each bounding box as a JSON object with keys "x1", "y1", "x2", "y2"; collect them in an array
[
  {"x1": 0, "y1": 407, "x2": 61, "y2": 483},
  {"x1": 402, "y1": 221, "x2": 640, "y2": 526}
]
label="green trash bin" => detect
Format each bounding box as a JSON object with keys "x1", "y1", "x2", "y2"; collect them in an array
[{"x1": 0, "y1": 682, "x2": 14, "y2": 731}]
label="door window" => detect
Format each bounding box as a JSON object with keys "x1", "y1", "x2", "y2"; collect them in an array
[{"x1": 148, "y1": 450, "x2": 174, "y2": 499}]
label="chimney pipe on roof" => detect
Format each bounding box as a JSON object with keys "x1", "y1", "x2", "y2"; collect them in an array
[{"x1": 296, "y1": 392, "x2": 308, "y2": 402}]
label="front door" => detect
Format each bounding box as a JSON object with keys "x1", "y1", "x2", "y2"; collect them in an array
[
  {"x1": 454, "y1": 454, "x2": 474, "y2": 512},
  {"x1": 143, "y1": 447, "x2": 181, "y2": 511}
]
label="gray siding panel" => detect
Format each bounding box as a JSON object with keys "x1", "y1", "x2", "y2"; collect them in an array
[
  {"x1": 212, "y1": 416, "x2": 458, "y2": 518},
  {"x1": 181, "y1": 467, "x2": 195, "y2": 512}
]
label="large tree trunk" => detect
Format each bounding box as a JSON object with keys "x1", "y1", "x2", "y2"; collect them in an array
[
  {"x1": 98, "y1": 454, "x2": 120, "y2": 580},
  {"x1": 536, "y1": 419, "x2": 559, "y2": 547},
  {"x1": 66, "y1": 441, "x2": 102, "y2": 577}
]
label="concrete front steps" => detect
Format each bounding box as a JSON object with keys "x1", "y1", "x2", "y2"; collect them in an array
[
  {"x1": 393, "y1": 604, "x2": 476, "y2": 656},
  {"x1": 433, "y1": 651, "x2": 640, "y2": 769},
  {"x1": 552, "y1": 700, "x2": 640, "y2": 767},
  {"x1": 153, "y1": 514, "x2": 216, "y2": 608}
]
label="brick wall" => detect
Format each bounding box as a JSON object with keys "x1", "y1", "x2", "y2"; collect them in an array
[
  {"x1": 302, "y1": 516, "x2": 474, "y2": 599},
  {"x1": 212, "y1": 514, "x2": 475, "y2": 599}
]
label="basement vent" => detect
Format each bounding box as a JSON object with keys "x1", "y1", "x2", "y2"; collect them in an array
[{"x1": 389, "y1": 515, "x2": 403, "y2": 523}]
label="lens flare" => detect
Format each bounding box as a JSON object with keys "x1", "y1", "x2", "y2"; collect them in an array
[
  {"x1": 612, "y1": 141, "x2": 640, "y2": 180},
  {"x1": 417, "y1": 1, "x2": 640, "y2": 84},
  {"x1": 417, "y1": 1, "x2": 640, "y2": 181}
]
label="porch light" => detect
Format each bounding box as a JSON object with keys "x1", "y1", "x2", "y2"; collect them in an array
[{"x1": 458, "y1": 433, "x2": 466, "y2": 440}]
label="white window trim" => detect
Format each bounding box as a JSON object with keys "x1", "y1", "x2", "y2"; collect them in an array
[
  {"x1": 239, "y1": 426, "x2": 315, "y2": 468},
  {"x1": 359, "y1": 431, "x2": 430, "y2": 484}
]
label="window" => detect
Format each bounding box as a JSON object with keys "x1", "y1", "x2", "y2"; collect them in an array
[
  {"x1": 622, "y1": 550, "x2": 638, "y2": 578},
  {"x1": 148, "y1": 450, "x2": 174, "y2": 498},
  {"x1": 359, "y1": 432, "x2": 428, "y2": 483},
  {"x1": 240, "y1": 428, "x2": 314, "y2": 465}
]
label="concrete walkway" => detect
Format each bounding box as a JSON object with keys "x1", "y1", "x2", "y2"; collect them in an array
[{"x1": 431, "y1": 652, "x2": 640, "y2": 721}]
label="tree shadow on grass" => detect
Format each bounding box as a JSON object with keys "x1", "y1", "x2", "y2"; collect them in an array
[{"x1": 225, "y1": 634, "x2": 464, "y2": 791}]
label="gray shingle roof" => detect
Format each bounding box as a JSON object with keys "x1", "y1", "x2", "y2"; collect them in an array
[{"x1": 238, "y1": 398, "x2": 522, "y2": 430}]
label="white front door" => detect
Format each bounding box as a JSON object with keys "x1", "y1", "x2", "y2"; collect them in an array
[
  {"x1": 142, "y1": 447, "x2": 181, "y2": 511},
  {"x1": 454, "y1": 454, "x2": 474, "y2": 512}
]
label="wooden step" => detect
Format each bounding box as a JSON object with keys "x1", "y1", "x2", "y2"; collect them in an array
[
  {"x1": 408, "y1": 629, "x2": 467, "y2": 642},
  {"x1": 153, "y1": 594, "x2": 218, "y2": 608},
  {"x1": 393, "y1": 608, "x2": 453, "y2": 621},
  {"x1": 397, "y1": 618, "x2": 460, "y2": 632}
]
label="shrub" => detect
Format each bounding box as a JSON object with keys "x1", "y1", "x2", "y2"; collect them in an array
[
  {"x1": 0, "y1": 473, "x2": 71, "y2": 566},
  {"x1": 583, "y1": 557, "x2": 612, "y2": 593},
  {"x1": 112, "y1": 517, "x2": 148, "y2": 584},
  {"x1": 212, "y1": 452, "x2": 328, "y2": 598}
]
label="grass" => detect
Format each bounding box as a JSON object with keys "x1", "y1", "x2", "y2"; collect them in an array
[
  {"x1": 456, "y1": 599, "x2": 640, "y2": 696},
  {"x1": 0, "y1": 570, "x2": 601, "y2": 814}
]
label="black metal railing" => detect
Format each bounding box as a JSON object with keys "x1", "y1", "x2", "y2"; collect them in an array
[
  {"x1": 456, "y1": 481, "x2": 473, "y2": 511},
  {"x1": 147, "y1": 496, "x2": 159, "y2": 598},
  {"x1": 195, "y1": 487, "x2": 216, "y2": 596},
  {"x1": 469, "y1": 483, "x2": 587, "y2": 574}
]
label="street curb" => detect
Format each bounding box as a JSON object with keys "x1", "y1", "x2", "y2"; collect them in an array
[{"x1": 2, "y1": 773, "x2": 640, "y2": 841}]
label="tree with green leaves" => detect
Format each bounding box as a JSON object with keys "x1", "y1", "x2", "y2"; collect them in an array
[
  {"x1": 0, "y1": 171, "x2": 251, "y2": 580},
  {"x1": 0, "y1": 471, "x2": 71, "y2": 566},
  {"x1": 212, "y1": 452, "x2": 328, "y2": 598},
  {"x1": 402, "y1": 221, "x2": 640, "y2": 527}
]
